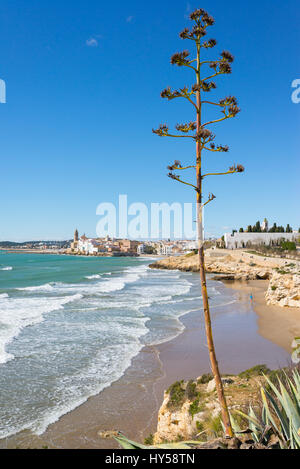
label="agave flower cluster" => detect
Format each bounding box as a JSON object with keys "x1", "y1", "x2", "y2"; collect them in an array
[
  {"x1": 229, "y1": 164, "x2": 245, "y2": 173},
  {"x1": 152, "y1": 124, "x2": 169, "y2": 137},
  {"x1": 176, "y1": 122, "x2": 197, "y2": 133},
  {"x1": 167, "y1": 160, "x2": 183, "y2": 171},
  {"x1": 160, "y1": 86, "x2": 193, "y2": 100},
  {"x1": 152, "y1": 8, "x2": 243, "y2": 187},
  {"x1": 210, "y1": 143, "x2": 229, "y2": 152},
  {"x1": 170, "y1": 50, "x2": 191, "y2": 66}
]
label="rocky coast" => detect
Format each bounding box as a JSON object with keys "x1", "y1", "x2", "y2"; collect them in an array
[{"x1": 149, "y1": 249, "x2": 300, "y2": 309}]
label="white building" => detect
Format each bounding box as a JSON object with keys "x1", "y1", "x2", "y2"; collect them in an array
[
  {"x1": 224, "y1": 232, "x2": 297, "y2": 250},
  {"x1": 157, "y1": 243, "x2": 175, "y2": 256},
  {"x1": 77, "y1": 236, "x2": 103, "y2": 255},
  {"x1": 137, "y1": 244, "x2": 146, "y2": 255},
  {"x1": 182, "y1": 240, "x2": 198, "y2": 252}
]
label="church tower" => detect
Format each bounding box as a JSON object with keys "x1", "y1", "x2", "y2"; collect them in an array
[
  {"x1": 70, "y1": 229, "x2": 79, "y2": 251},
  {"x1": 261, "y1": 218, "x2": 268, "y2": 232}
]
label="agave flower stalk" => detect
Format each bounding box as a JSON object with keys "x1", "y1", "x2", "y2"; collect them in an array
[{"x1": 153, "y1": 8, "x2": 245, "y2": 438}]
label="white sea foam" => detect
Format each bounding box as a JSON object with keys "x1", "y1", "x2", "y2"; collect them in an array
[
  {"x1": 0, "y1": 266, "x2": 13, "y2": 271},
  {"x1": 145, "y1": 306, "x2": 201, "y2": 346},
  {"x1": 96, "y1": 270, "x2": 142, "y2": 293},
  {"x1": 0, "y1": 293, "x2": 83, "y2": 364},
  {"x1": 211, "y1": 298, "x2": 238, "y2": 309},
  {"x1": 136, "y1": 280, "x2": 192, "y2": 300},
  {"x1": 0, "y1": 265, "x2": 151, "y2": 367},
  {"x1": 18, "y1": 283, "x2": 55, "y2": 292},
  {"x1": 0, "y1": 257, "x2": 234, "y2": 441},
  {"x1": 17, "y1": 265, "x2": 148, "y2": 298},
  {"x1": 209, "y1": 286, "x2": 221, "y2": 296},
  {"x1": 0, "y1": 316, "x2": 148, "y2": 439}
]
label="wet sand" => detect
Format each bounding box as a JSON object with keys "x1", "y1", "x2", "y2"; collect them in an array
[{"x1": 0, "y1": 278, "x2": 291, "y2": 449}]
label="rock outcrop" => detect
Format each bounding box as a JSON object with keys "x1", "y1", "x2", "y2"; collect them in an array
[
  {"x1": 150, "y1": 251, "x2": 274, "y2": 280},
  {"x1": 153, "y1": 372, "x2": 264, "y2": 444},
  {"x1": 266, "y1": 271, "x2": 300, "y2": 308}
]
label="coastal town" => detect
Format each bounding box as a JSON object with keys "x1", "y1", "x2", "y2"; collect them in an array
[
  {"x1": 1, "y1": 1, "x2": 299, "y2": 454},
  {"x1": 1, "y1": 219, "x2": 299, "y2": 257},
  {"x1": 68, "y1": 229, "x2": 198, "y2": 256}
]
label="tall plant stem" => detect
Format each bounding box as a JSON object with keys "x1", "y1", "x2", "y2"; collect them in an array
[{"x1": 195, "y1": 40, "x2": 233, "y2": 439}]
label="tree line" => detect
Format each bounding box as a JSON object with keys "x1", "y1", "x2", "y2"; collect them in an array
[{"x1": 235, "y1": 222, "x2": 296, "y2": 234}]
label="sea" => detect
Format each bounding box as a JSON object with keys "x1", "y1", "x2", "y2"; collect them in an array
[{"x1": 0, "y1": 251, "x2": 288, "y2": 441}]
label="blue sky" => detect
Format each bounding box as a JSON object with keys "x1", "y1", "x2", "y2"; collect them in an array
[{"x1": 0, "y1": 0, "x2": 299, "y2": 241}]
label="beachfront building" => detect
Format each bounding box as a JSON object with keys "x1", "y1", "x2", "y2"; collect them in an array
[
  {"x1": 182, "y1": 240, "x2": 198, "y2": 252},
  {"x1": 119, "y1": 239, "x2": 139, "y2": 254},
  {"x1": 137, "y1": 244, "x2": 146, "y2": 255},
  {"x1": 157, "y1": 243, "x2": 175, "y2": 256},
  {"x1": 71, "y1": 231, "x2": 199, "y2": 256},
  {"x1": 76, "y1": 235, "x2": 106, "y2": 255},
  {"x1": 224, "y1": 232, "x2": 298, "y2": 250},
  {"x1": 107, "y1": 245, "x2": 121, "y2": 254},
  {"x1": 71, "y1": 232, "x2": 140, "y2": 256}
]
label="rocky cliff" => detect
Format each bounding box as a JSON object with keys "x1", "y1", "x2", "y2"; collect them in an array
[
  {"x1": 266, "y1": 269, "x2": 300, "y2": 308},
  {"x1": 153, "y1": 370, "x2": 265, "y2": 444}
]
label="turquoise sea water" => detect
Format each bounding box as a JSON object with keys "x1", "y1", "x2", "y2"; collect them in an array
[
  {"x1": 0, "y1": 252, "x2": 288, "y2": 440},
  {"x1": 0, "y1": 252, "x2": 207, "y2": 438}
]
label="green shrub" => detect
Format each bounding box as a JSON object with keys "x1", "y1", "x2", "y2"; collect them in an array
[
  {"x1": 185, "y1": 250, "x2": 198, "y2": 257},
  {"x1": 144, "y1": 434, "x2": 154, "y2": 445},
  {"x1": 206, "y1": 416, "x2": 223, "y2": 437},
  {"x1": 197, "y1": 373, "x2": 213, "y2": 385},
  {"x1": 196, "y1": 421, "x2": 204, "y2": 432},
  {"x1": 167, "y1": 381, "x2": 185, "y2": 408},
  {"x1": 185, "y1": 380, "x2": 198, "y2": 400},
  {"x1": 281, "y1": 241, "x2": 296, "y2": 251},
  {"x1": 189, "y1": 398, "x2": 205, "y2": 418},
  {"x1": 239, "y1": 364, "x2": 271, "y2": 379},
  {"x1": 185, "y1": 252, "x2": 195, "y2": 257}
]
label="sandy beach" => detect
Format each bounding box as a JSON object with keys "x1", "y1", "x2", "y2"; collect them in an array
[
  {"x1": 223, "y1": 279, "x2": 300, "y2": 353},
  {"x1": 0, "y1": 274, "x2": 294, "y2": 450}
]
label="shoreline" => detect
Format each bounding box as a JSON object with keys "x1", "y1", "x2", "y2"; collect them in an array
[
  {"x1": 0, "y1": 249, "x2": 163, "y2": 259},
  {"x1": 221, "y1": 279, "x2": 300, "y2": 354},
  {"x1": 0, "y1": 274, "x2": 293, "y2": 449}
]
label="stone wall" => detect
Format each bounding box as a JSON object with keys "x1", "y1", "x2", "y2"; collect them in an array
[{"x1": 224, "y1": 232, "x2": 297, "y2": 250}]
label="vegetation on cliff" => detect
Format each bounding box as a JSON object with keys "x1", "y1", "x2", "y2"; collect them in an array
[{"x1": 100, "y1": 367, "x2": 300, "y2": 450}]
